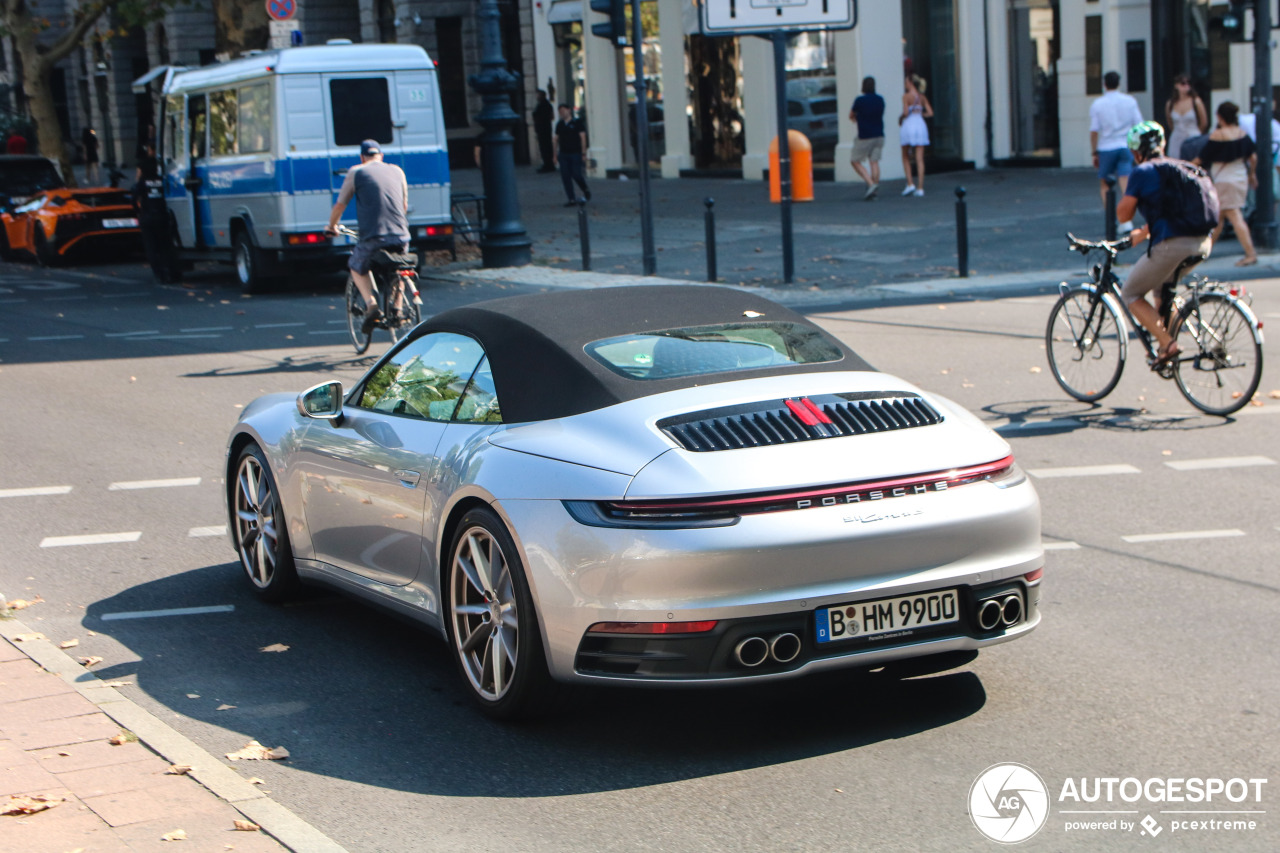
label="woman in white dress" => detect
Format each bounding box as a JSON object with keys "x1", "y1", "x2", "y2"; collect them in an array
[
  {"x1": 1164, "y1": 74, "x2": 1207, "y2": 161},
  {"x1": 899, "y1": 74, "x2": 933, "y2": 197}
]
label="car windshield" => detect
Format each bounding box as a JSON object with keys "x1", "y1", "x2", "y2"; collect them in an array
[
  {"x1": 585, "y1": 321, "x2": 843, "y2": 381},
  {"x1": 0, "y1": 160, "x2": 64, "y2": 197}
]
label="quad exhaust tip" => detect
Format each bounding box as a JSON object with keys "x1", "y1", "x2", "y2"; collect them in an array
[
  {"x1": 977, "y1": 594, "x2": 1024, "y2": 631},
  {"x1": 977, "y1": 599, "x2": 1003, "y2": 631},
  {"x1": 1000, "y1": 594, "x2": 1023, "y2": 627},
  {"x1": 769, "y1": 633, "x2": 801, "y2": 663},
  {"x1": 734, "y1": 633, "x2": 803, "y2": 667}
]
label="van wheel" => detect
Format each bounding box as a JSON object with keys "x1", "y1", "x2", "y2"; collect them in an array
[{"x1": 233, "y1": 231, "x2": 268, "y2": 294}]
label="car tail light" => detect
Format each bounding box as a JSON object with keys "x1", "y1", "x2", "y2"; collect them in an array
[
  {"x1": 1024, "y1": 568, "x2": 1043, "y2": 583},
  {"x1": 588, "y1": 621, "x2": 718, "y2": 634},
  {"x1": 422, "y1": 224, "x2": 452, "y2": 238},
  {"x1": 285, "y1": 231, "x2": 330, "y2": 246}
]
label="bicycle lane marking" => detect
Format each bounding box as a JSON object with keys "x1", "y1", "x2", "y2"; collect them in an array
[
  {"x1": 1121, "y1": 529, "x2": 1246, "y2": 544},
  {"x1": 1164, "y1": 456, "x2": 1276, "y2": 471},
  {"x1": 1027, "y1": 464, "x2": 1141, "y2": 479}
]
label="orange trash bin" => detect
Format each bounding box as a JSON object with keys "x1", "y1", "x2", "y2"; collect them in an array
[{"x1": 769, "y1": 130, "x2": 814, "y2": 203}]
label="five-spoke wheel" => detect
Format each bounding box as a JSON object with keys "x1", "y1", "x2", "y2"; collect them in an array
[{"x1": 232, "y1": 444, "x2": 298, "y2": 601}]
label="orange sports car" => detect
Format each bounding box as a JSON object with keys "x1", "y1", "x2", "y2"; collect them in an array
[{"x1": 0, "y1": 158, "x2": 140, "y2": 266}]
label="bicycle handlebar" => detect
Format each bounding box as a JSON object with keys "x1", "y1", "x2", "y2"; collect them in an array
[
  {"x1": 330, "y1": 224, "x2": 358, "y2": 238},
  {"x1": 1065, "y1": 232, "x2": 1132, "y2": 255}
]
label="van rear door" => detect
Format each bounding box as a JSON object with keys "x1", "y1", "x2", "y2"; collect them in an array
[
  {"x1": 323, "y1": 75, "x2": 400, "y2": 226},
  {"x1": 392, "y1": 69, "x2": 449, "y2": 226}
]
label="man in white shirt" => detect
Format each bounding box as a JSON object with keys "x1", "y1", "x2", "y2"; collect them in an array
[
  {"x1": 1089, "y1": 71, "x2": 1144, "y2": 231},
  {"x1": 1240, "y1": 105, "x2": 1280, "y2": 200}
]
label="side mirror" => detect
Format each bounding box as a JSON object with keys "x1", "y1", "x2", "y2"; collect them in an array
[{"x1": 296, "y1": 381, "x2": 344, "y2": 421}]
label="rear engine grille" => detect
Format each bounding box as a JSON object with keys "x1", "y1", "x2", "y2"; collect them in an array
[{"x1": 659, "y1": 393, "x2": 943, "y2": 452}]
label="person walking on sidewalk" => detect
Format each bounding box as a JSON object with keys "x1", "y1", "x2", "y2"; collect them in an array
[
  {"x1": 533, "y1": 90, "x2": 555, "y2": 173},
  {"x1": 898, "y1": 74, "x2": 932, "y2": 197},
  {"x1": 1194, "y1": 101, "x2": 1258, "y2": 267},
  {"x1": 1089, "y1": 71, "x2": 1143, "y2": 232},
  {"x1": 82, "y1": 127, "x2": 100, "y2": 185},
  {"x1": 554, "y1": 104, "x2": 590, "y2": 206},
  {"x1": 1164, "y1": 74, "x2": 1207, "y2": 163},
  {"x1": 849, "y1": 76, "x2": 885, "y2": 200}
]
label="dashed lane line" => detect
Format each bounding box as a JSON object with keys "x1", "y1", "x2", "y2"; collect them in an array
[
  {"x1": 99, "y1": 604, "x2": 235, "y2": 621},
  {"x1": 40, "y1": 531, "x2": 141, "y2": 547},
  {"x1": 189, "y1": 525, "x2": 227, "y2": 538},
  {"x1": 1121, "y1": 529, "x2": 1246, "y2": 544},
  {"x1": 179, "y1": 325, "x2": 233, "y2": 333},
  {"x1": 108, "y1": 477, "x2": 201, "y2": 491},
  {"x1": 28, "y1": 334, "x2": 85, "y2": 341},
  {"x1": 104, "y1": 330, "x2": 159, "y2": 337},
  {"x1": 101, "y1": 291, "x2": 150, "y2": 298},
  {"x1": 308, "y1": 329, "x2": 347, "y2": 335},
  {"x1": 1042, "y1": 540, "x2": 1081, "y2": 551},
  {"x1": 1164, "y1": 456, "x2": 1276, "y2": 471},
  {"x1": 0, "y1": 485, "x2": 72, "y2": 498},
  {"x1": 1028, "y1": 463, "x2": 1142, "y2": 479},
  {"x1": 254, "y1": 322, "x2": 305, "y2": 328}
]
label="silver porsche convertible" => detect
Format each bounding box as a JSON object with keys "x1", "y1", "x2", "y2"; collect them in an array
[{"x1": 226, "y1": 285, "x2": 1042, "y2": 718}]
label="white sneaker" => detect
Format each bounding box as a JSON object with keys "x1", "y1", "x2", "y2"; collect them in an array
[
  {"x1": 913, "y1": 189, "x2": 925, "y2": 197},
  {"x1": 864, "y1": 183, "x2": 878, "y2": 200},
  {"x1": 901, "y1": 184, "x2": 916, "y2": 196}
]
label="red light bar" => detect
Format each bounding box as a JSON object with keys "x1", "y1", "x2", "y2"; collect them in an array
[{"x1": 588, "y1": 620, "x2": 718, "y2": 635}]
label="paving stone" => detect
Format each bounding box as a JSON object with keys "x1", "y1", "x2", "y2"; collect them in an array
[
  {"x1": 0, "y1": 660, "x2": 78, "y2": 703},
  {"x1": 0, "y1": 805, "x2": 132, "y2": 853},
  {"x1": 8, "y1": 711, "x2": 122, "y2": 750},
  {"x1": 0, "y1": 689, "x2": 99, "y2": 725},
  {"x1": 29, "y1": 738, "x2": 153, "y2": 773},
  {"x1": 114, "y1": 809, "x2": 286, "y2": 852},
  {"x1": 0, "y1": 743, "x2": 62, "y2": 796},
  {"x1": 81, "y1": 786, "x2": 175, "y2": 828},
  {"x1": 0, "y1": 638, "x2": 27, "y2": 662},
  {"x1": 52, "y1": 754, "x2": 175, "y2": 800}
]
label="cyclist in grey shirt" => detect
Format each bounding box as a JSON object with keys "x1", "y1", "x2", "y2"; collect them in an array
[{"x1": 326, "y1": 139, "x2": 410, "y2": 333}]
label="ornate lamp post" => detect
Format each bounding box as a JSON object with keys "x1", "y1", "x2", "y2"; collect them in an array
[{"x1": 469, "y1": 0, "x2": 532, "y2": 267}]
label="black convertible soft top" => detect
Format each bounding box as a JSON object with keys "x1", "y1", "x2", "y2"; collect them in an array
[{"x1": 415, "y1": 285, "x2": 873, "y2": 423}]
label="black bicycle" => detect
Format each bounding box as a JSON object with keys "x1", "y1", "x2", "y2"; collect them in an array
[
  {"x1": 1046, "y1": 233, "x2": 1264, "y2": 416},
  {"x1": 334, "y1": 226, "x2": 423, "y2": 355}
]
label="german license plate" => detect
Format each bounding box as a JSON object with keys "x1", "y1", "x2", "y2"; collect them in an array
[
  {"x1": 815, "y1": 589, "x2": 959, "y2": 644},
  {"x1": 102, "y1": 218, "x2": 138, "y2": 228}
]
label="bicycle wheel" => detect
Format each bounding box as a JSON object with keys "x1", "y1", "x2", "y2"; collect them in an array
[
  {"x1": 452, "y1": 203, "x2": 476, "y2": 246},
  {"x1": 345, "y1": 275, "x2": 372, "y2": 355},
  {"x1": 386, "y1": 285, "x2": 421, "y2": 344},
  {"x1": 1046, "y1": 285, "x2": 1127, "y2": 402},
  {"x1": 1172, "y1": 292, "x2": 1263, "y2": 415}
]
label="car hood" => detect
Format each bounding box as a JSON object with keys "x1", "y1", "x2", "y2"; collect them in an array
[{"x1": 486, "y1": 371, "x2": 1009, "y2": 490}]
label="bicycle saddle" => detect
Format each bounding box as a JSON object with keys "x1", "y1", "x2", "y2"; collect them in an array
[{"x1": 371, "y1": 249, "x2": 418, "y2": 270}]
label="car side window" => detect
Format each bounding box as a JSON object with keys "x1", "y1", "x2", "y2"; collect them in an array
[
  {"x1": 453, "y1": 357, "x2": 502, "y2": 423},
  {"x1": 357, "y1": 333, "x2": 484, "y2": 421}
]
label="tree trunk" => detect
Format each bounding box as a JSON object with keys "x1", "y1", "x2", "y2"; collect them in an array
[
  {"x1": 10, "y1": 26, "x2": 77, "y2": 188},
  {"x1": 214, "y1": 0, "x2": 269, "y2": 57}
]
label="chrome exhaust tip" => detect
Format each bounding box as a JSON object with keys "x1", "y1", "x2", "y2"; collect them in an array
[
  {"x1": 734, "y1": 636, "x2": 769, "y2": 668},
  {"x1": 769, "y1": 633, "x2": 801, "y2": 664},
  {"x1": 977, "y1": 599, "x2": 1003, "y2": 631},
  {"x1": 1000, "y1": 594, "x2": 1023, "y2": 627}
]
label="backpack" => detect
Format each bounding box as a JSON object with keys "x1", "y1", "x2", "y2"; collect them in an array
[{"x1": 1154, "y1": 158, "x2": 1219, "y2": 237}]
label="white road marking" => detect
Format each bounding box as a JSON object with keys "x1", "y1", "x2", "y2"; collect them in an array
[
  {"x1": 308, "y1": 329, "x2": 347, "y2": 335},
  {"x1": 149, "y1": 334, "x2": 222, "y2": 340},
  {"x1": 0, "y1": 485, "x2": 73, "y2": 498},
  {"x1": 41, "y1": 531, "x2": 142, "y2": 547},
  {"x1": 105, "y1": 330, "x2": 160, "y2": 337},
  {"x1": 255, "y1": 322, "x2": 304, "y2": 328},
  {"x1": 188, "y1": 525, "x2": 227, "y2": 538},
  {"x1": 0, "y1": 298, "x2": 27, "y2": 304},
  {"x1": 100, "y1": 604, "x2": 235, "y2": 621},
  {"x1": 179, "y1": 326, "x2": 233, "y2": 333},
  {"x1": 108, "y1": 477, "x2": 202, "y2": 491},
  {"x1": 101, "y1": 292, "x2": 150, "y2": 298},
  {"x1": 1028, "y1": 464, "x2": 1141, "y2": 479},
  {"x1": 1042, "y1": 540, "x2": 1081, "y2": 551},
  {"x1": 28, "y1": 334, "x2": 86, "y2": 341},
  {"x1": 1121, "y1": 529, "x2": 1246, "y2": 544},
  {"x1": 327, "y1": 319, "x2": 347, "y2": 324},
  {"x1": 46, "y1": 295, "x2": 89, "y2": 302},
  {"x1": 1164, "y1": 456, "x2": 1276, "y2": 471}
]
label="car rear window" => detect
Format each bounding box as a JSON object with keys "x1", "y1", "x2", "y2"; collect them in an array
[
  {"x1": 0, "y1": 160, "x2": 64, "y2": 197},
  {"x1": 585, "y1": 322, "x2": 844, "y2": 381},
  {"x1": 810, "y1": 98, "x2": 839, "y2": 115},
  {"x1": 78, "y1": 192, "x2": 131, "y2": 208}
]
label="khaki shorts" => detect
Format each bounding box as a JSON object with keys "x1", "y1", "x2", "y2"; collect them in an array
[
  {"x1": 1120, "y1": 235, "x2": 1213, "y2": 304},
  {"x1": 851, "y1": 136, "x2": 884, "y2": 163}
]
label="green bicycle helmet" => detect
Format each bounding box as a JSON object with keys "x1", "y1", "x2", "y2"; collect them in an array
[{"x1": 1127, "y1": 120, "x2": 1165, "y2": 157}]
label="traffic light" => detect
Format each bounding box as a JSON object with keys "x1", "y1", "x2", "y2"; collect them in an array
[
  {"x1": 590, "y1": 0, "x2": 627, "y2": 46},
  {"x1": 1220, "y1": 0, "x2": 1250, "y2": 42}
]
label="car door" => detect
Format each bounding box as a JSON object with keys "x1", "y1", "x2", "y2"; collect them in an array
[{"x1": 297, "y1": 332, "x2": 486, "y2": 586}]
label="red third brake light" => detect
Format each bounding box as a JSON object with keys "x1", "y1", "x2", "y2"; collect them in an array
[{"x1": 589, "y1": 621, "x2": 718, "y2": 635}]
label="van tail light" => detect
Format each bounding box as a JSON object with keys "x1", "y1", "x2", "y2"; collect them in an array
[
  {"x1": 284, "y1": 231, "x2": 330, "y2": 246},
  {"x1": 422, "y1": 224, "x2": 452, "y2": 238}
]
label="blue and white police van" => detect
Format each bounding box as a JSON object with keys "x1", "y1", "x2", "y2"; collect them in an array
[{"x1": 141, "y1": 42, "x2": 452, "y2": 292}]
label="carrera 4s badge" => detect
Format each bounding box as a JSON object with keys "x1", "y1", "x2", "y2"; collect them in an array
[{"x1": 845, "y1": 508, "x2": 925, "y2": 524}]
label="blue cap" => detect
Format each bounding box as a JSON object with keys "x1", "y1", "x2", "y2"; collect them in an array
[{"x1": 360, "y1": 139, "x2": 381, "y2": 157}]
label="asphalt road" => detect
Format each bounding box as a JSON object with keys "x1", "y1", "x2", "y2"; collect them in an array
[{"x1": 1, "y1": 258, "x2": 1277, "y2": 852}]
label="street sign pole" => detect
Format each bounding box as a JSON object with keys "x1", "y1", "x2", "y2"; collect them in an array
[
  {"x1": 632, "y1": 0, "x2": 656, "y2": 275},
  {"x1": 1253, "y1": 0, "x2": 1277, "y2": 249},
  {"x1": 772, "y1": 32, "x2": 794, "y2": 283}
]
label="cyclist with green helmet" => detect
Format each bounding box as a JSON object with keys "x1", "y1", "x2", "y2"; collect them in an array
[{"x1": 1115, "y1": 120, "x2": 1217, "y2": 364}]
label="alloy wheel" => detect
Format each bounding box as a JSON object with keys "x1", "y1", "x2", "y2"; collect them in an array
[
  {"x1": 234, "y1": 453, "x2": 280, "y2": 589},
  {"x1": 450, "y1": 526, "x2": 520, "y2": 701}
]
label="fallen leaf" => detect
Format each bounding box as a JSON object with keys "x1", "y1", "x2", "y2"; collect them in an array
[
  {"x1": 233, "y1": 819, "x2": 260, "y2": 832},
  {"x1": 834, "y1": 788, "x2": 844, "y2": 793},
  {"x1": 1137, "y1": 396, "x2": 1145, "y2": 402},
  {"x1": 1232, "y1": 391, "x2": 1244, "y2": 399},
  {"x1": 1269, "y1": 390, "x2": 1280, "y2": 399},
  {"x1": 7, "y1": 595, "x2": 43, "y2": 610},
  {"x1": 225, "y1": 740, "x2": 289, "y2": 761},
  {"x1": 108, "y1": 735, "x2": 128, "y2": 746},
  {"x1": 962, "y1": 382, "x2": 975, "y2": 388},
  {"x1": 79, "y1": 656, "x2": 104, "y2": 668},
  {"x1": 1, "y1": 793, "x2": 63, "y2": 815},
  {"x1": 940, "y1": 368, "x2": 951, "y2": 374},
  {"x1": 1162, "y1": 450, "x2": 1172, "y2": 456},
  {"x1": 246, "y1": 777, "x2": 265, "y2": 785},
  {"x1": 186, "y1": 693, "x2": 200, "y2": 699},
  {"x1": 937, "y1": 305, "x2": 947, "y2": 310},
  {"x1": 13, "y1": 632, "x2": 46, "y2": 642},
  {"x1": 1029, "y1": 366, "x2": 1041, "y2": 374},
  {"x1": 58, "y1": 638, "x2": 79, "y2": 649},
  {"x1": 258, "y1": 643, "x2": 290, "y2": 653},
  {"x1": 102, "y1": 681, "x2": 134, "y2": 688},
  {"x1": 160, "y1": 829, "x2": 187, "y2": 841},
  {"x1": 216, "y1": 704, "x2": 236, "y2": 711},
  {"x1": 157, "y1": 305, "x2": 169, "y2": 311},
  {"x1": 165, "y1": 765, "x2": 193, "y2": 776}
]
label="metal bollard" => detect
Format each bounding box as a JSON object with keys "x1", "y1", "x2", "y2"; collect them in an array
[
  {"x1": 704, "y1": 198, "x2": 717, "y2": 282},
  {"x1": 577, "y1": 199, "x2": 591, "y2": 271},
  {"x1": 955, "y1": 186, "x2": 969, "y2": 278},
  {"x1": 1104, "y1": 177, "x2": 1117, "y2": 241}
]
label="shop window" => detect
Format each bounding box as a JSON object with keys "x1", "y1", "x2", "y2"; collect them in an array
[
  {"x1": 436, "y1": 17, "x2": 470, "y2": 129},
  {"x1": 1085, "y1": 16, "x2": 1103, "y2": 95}
]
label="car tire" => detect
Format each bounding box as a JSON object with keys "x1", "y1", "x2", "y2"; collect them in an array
[
  {"x1": 0, "y1": 225, "x2": 14, "y2": 262},
  {"x1": 233, "y1": 231, "x2": 268, "y2": 294},
  {"x1": 231, "y1": 443, "x2": 300, "y2": 603},
  {"x1": 34, "y1": 225, "x2": 59, "y2": 267},
  {"x1": 445, "y1": 507, "x2": 559, "y2": 720}
]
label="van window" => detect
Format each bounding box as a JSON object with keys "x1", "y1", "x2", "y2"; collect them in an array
[
  {"x1": 164, "y1": 95, "x2": 183, "y2": 163},
  {"x1": 209, "y1": 90, "x2": 237, "y2": 156},
  {"x1": 238, "y1": 84, "x2": 271, "y2": 153},
  {"x1": 330, "y1": 78, "x2": 393, "y2": 147},
  {"x1": 188, "y1": 94, "x2": 207, "y2": 160}
]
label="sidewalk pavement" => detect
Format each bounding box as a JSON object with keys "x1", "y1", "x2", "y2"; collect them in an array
[
  {"x1": 1, "y1": 622, "x2": 346, "y2": 853},
  {"x1": 443, "y1": 164, "x2": 1279, "y2": 305}
]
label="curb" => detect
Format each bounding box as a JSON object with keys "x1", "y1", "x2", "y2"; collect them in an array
[{"x1": 0, "y1": 618, "x2": 348, "y2": 853}]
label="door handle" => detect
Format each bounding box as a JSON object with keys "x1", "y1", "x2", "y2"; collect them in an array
[
  {"x1": 394, "y1": 469, "x2": 421, "y2": 488},
  {"x1": 333, "y1": 168, "x2": 349, "y2": 176}
]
